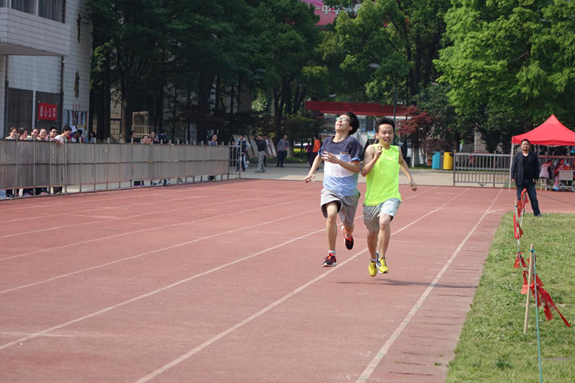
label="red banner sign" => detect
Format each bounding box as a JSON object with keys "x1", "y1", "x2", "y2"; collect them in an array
[{"x1": 38, "y1": 103, "x2": 58, "y2": 121}]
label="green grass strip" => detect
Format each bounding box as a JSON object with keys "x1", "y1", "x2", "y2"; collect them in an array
[{"x1": 446, "y1": 213, "x2": 575, "y2": 383}]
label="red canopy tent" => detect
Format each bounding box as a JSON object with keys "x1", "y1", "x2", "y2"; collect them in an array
[{"x1": 511, "y1": 115, "x2": 575, "y2": 146}]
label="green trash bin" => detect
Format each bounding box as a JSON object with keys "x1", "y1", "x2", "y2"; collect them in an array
[{"x1": 443, "y1": 152, "x2": 453, "y2": 170}]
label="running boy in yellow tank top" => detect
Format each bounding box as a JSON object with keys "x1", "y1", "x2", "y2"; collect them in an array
[{"x1": 362, "y1": 118, "x2": 417, "y2": 277}]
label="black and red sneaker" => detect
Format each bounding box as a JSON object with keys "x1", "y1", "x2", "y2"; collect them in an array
[
  {"x1": 323, "y1": 253, "x2": 337, "y2": 267},
  {"x1": 342, "y1": 227, "x2": 354, "y2": 250}
]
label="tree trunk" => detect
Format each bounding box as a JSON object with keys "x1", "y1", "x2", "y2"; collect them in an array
[
  {"x1": 155, "y1": 80, "x2": 164, "y2": 133},
  {"x1": 121, "y1": 90, "x2": 134, "y2": 143}
]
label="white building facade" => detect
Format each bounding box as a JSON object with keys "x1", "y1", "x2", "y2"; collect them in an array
[{"x1": 0, "y1": 0, "x2": 91, "y2": 136}]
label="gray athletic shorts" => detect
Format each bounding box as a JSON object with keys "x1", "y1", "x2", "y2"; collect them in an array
[
  {"x1": 320, "y1": 188, "x2": 360, "y2": 228},
  {"x1": 363, "y1": 198, "x2": 402, "y2": 233}
]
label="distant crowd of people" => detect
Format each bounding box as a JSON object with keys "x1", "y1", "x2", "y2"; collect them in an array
[{"x1": 4, "y1": 126, "x2": 96, "y2": 144}]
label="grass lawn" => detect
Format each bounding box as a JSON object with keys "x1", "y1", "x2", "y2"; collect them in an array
[{"x1": 446, "y1": 213, "x2": 575, "y2": 383}]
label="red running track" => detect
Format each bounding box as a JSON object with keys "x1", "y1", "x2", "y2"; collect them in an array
[{"x1": 0, "y1": 180, "x2": 573, "y2": 382}]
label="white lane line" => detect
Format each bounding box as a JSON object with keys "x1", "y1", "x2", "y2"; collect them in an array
[
  {"x1": 0, "y1": 178, "x2": 255, "y2": 212},
  {"x1": 356, "y1": 188, "x2": 503, "y2": 382},
  {"x1": 0, "y1": 332, "x2": 74, "y2": 338},
  {"x1": 0, "y1": 195, "x2": 318, "y2": 294},
  {"x1": 0, "y1": 184, "x2": 273, "y2": 224},
  {"x1": 0, "y1": 192, "x2": 312, "y2": 264},
  {"x1": 0, "y1": 187, "x2": 439, "y2": 352},
  {"x1": 0, "y1": 212, "x2": 322, "y2": 351},
  {"x1": 134, "y1": 187, "x2": 463, "y2": 382},
  {"x1": 0, "y1": 184, "x2": 288, "y2": 239}
]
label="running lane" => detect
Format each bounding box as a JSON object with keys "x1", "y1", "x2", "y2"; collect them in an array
[{"x1": 0, "y1": 184, "x2": 520, "y2": 382}]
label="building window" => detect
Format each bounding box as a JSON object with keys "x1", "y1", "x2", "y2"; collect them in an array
[
  {"x1": 38, "y1": 0, "x2": 61, "y2": 22},
  {"x1": 11, "y1": 0, "x2": 34, "y2": 14},
  {"x1": 7, "y1": 88, "x2": 34, "y2": 131}
]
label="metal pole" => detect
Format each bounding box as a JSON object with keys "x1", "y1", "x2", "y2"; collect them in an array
[
  {"x1": 106, "y1": 138, "x2": 110, "y2": 190},
  {"x1": 49, "y1": 140, "x2": 53, "y2": 194},
  {"x1": 493, "y1": 154, "x2": 496, "y2": 188},
  {"x1": 131, "y1": 140, "x2": 134, "y2": 187},
  {"x1": 118, "y1": 142, "x2": 122, "y2": 189},
  {"x1": 64, "y1": 140, "x2": 68, "y2": 194},
  {"x1": 33, "y1": 139, "x2": 36, "y2": 195},
  {"x1": 93, "y1": 140, "x2": 96, "y2": 191},
  {"x1": 79, "y1": 141, "x2": 83, "y2": 192},
  {"x1": 453, "y1": 149, "x2": 457, "y2": 186},
  {"x1": 14, "y1": 140, "x2": 18, "y2": 197},
  {"x1": 508, "y1": 143, "x2": 515, "y2": 190},
  {"x1": 393, "y1": 77, "x2": 397, "y2": 145}
]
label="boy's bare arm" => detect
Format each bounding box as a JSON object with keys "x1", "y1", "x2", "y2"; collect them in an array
[
  {"x1": 304, "y1": 153, "x2": 324, "y2": 183},
  {"x1": 361, "y1": 145, "x2": 381, "y2": 177},
  {"x1": 399, "y1": 154, "x2": 417, "y2": 191}
]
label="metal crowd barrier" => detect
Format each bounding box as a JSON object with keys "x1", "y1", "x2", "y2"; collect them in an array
[
  {"x1": 453, "y1": 152, "x2": 512, "y2": 187},
  {"x1": 0, "y1": 140, "x2": 240, "y2": 198}
]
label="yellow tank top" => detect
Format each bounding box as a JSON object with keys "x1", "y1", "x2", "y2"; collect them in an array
[{"x1": 364, "y1": 144, "x2": 402, "y2": 206}]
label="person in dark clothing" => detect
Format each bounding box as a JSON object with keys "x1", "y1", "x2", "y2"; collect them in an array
[
  {"x1": 236, "y1": 134, "x2": 249, "y2": 171},
  {"x1": 511, "y1": 139, "x2": 542, "y2": 217},
  {"x1": 255, "y1": 134, "x2": 267, "y2": 173}
]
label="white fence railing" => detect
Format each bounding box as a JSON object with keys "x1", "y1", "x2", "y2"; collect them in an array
[{"x1": 0, "y1": 140, "x2": 239, "y2": 197}]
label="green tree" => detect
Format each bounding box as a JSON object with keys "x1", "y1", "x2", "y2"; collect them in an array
[
  {"x1": 249, "y1": 0, "x2": 320, "y2": 139},
  {"x1": 89, "y1": 0, "x2": 172, "y2": 141},
  {"x1": 323, "y1": 0, "x2": 450, "y2": 104},
  {"x1": 436, "y1": 0, "x2": 575, "y2": 151}
]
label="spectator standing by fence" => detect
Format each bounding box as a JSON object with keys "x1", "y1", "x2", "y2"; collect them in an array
[
  {"x1": 310, "y1": 135, "x2": 321, "y2": 168},
  {"x1": 263, "y1": 134, "x2": 270, "y2": 167},
  {"x1": 237, "y1": 134, "x2": 249, "y2": 171},
  {"x1": 18, "y1": 128, "x2": 28, "y2": 140},
  {"x1": 54, "y1": 127, "x2": 72, "y2": 145},
  {"x1": 277, "y1": 135, "x2": 290, "y2": 168},
  {"x1": 255, "y1": 134, "x2": 267, "y2": 173},
  {"x1": 511, "y1": 139, "x2": 542, "y2": 217},
  {"x1": 4, "y1": 128, "x2": 18, "y2": 198},
  {"x1": 209, "y1": 134, "x2": 218, "y2": 181},
  {"x1": 6, "y1": 127, "x2": 18, "y2": 140},
  {"x1": 49, "y1": 127, "x2": 58, "y2": 140}
]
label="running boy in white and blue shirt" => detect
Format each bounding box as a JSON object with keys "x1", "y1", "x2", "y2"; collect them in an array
[{"x1": 304, "y1": 112, "x2": 362, "y2": 267}]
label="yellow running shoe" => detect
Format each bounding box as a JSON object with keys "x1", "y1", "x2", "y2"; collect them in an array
[
  {"x1": 378, "y1": 258, "x2": 389, "y2": 274},
  {"x1": 368, "y1": 261, "x2": 377, "y2": 277}
]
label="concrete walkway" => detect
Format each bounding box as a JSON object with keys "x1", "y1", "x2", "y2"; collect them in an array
[{"x1": 239, "y1": 162, "x2": 455, "y2": 186}]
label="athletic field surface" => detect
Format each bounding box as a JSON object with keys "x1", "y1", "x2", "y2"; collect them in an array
[{"x1": 1, "y1": 180, "x2": 573, "y2": 382}]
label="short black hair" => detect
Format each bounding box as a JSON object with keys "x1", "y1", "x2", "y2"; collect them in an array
[
  {"x1": 521, "y1": 139, "x2": 531, "y2": 145},
  {"x1": 63, "y1": 126, "x2": 72, "y2": 132},
  {"x1": 343, "y1": 112, "x2": 360, "y2": 135},
  {"x1": 375, "y1": 117, "x2": 395, "y2": 132}
]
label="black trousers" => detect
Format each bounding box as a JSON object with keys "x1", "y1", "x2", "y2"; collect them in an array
[
  {"x1": 277, "y1": 151, "x2": 287, "y2": 167},
  {"x1": 516, "y1": 179, "x2": 541, "y2": 216}
]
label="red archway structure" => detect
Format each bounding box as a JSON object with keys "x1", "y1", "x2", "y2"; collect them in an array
[{"x1": 305, "y1": 101, "x2": 409, "y2": 117}]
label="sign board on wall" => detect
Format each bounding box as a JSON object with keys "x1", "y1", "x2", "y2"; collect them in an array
[
  {"x1": 38, "y1": 103, "x2": 58, "y2": 121},
  {"x1": 301, "y1": 0, "x2": 361, "y2": 26}
]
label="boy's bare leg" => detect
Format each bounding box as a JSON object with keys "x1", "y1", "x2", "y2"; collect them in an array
[
  {"x1": 367, "y1": 231, "x2": 378, "y2": 259},
  {"x1": 325, "y1": 202, "x2": 339, "y2": 250},
  {"x1": 343, "y1": 224, "x2": 354, "y2": 238},
  {"x1": 377, "y1": 214, "x2": 392, "y2": 259}
]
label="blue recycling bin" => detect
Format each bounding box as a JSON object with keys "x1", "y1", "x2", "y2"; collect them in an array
[{"x1": 432, "y1": 152, "x2": 441, "y2": 169}]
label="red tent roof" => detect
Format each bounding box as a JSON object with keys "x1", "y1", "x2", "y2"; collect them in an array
[
  {"x1": 512, "y1": 115, "x2": 575, "y2": 146},
  {"x1": 305, "y1": 101, "x2": 408, "y2": 117}
]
